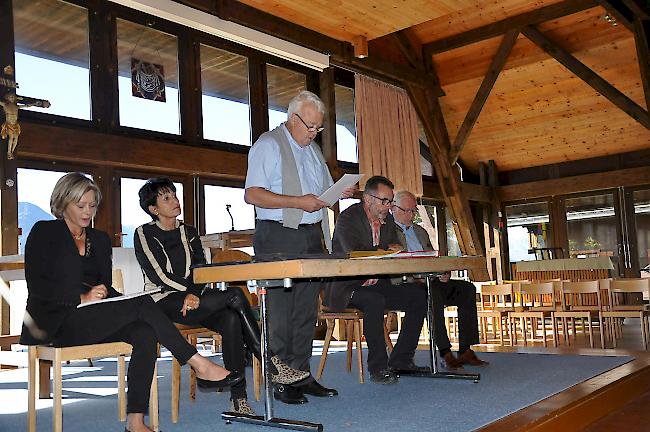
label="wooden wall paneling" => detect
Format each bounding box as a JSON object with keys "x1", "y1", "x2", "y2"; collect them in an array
[
  {"x1": 93, "y1": 165, "x2": 122, "y2": 246},
  {"x1": 0, "y1": 0, "x2": 15, "y2": 337},
  {"x1": 521, "y1": 25, "x2": 650, "y2": 129},
  {"x1": 248, "y1": 56, "x2": 268, "y2": 144},
  {"x1": 18, "y1": 122, "x2": 248, "y2": 180},
  {"x1": 88, "y1": 1, "x2": 118, "y2": 131},
  {"x1": 449, "y1": 30, "x2": 519, "y2": 164},
  {"x1": 178, "y1": 32, "x2": 202, "y2": 143},
  {"x1": 406, "y1": 83, "x2": 489, "y2": 280},
  {"x1": 421, "y1": 0, "x2": 596, "y2": 56},
  {"x1": 635, "y1": 18, "x2": 650, "y2": 111}
]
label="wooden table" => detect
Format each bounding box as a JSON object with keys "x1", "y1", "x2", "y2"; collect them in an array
[{"x1": 194, "y1": 255, "x2": 486, "y2": 432}]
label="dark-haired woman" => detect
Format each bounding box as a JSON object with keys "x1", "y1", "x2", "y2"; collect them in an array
[
  {"x1": 20, "y1": 173, "x2": 242, "y2": 432},
  {"x1": 134, "y1": 177, "x2": 308, "y2": 415}
]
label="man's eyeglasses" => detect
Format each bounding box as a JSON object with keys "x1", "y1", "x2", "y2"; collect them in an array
[
  {"x1": 393, "y1": 204, "x2": 418, "y2": 215},
  {"x1": 295, "y1": 113, "x2": 324, "y2": 133},
  {"x1": 367, "y1": 193, "x2": 394, "y2": 206}
]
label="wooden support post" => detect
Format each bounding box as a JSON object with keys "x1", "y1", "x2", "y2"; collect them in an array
[
  {"x1": 319, "y1": 67, "x2": 338, "y2": 174},
  {"x1": 93, "y1": 166, "x2": 121, "y2": 247},
  {"x1": 248, "y1": 56, "x2": 269, "y2": 144},
  {"x1": 634, "y1": 18, "x2": 650, "y2": 112}
]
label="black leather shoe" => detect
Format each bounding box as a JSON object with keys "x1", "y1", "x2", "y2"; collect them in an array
[
  {"x1": 369, "y1": 369, "x2": 399, "y2": 385},
  {"x1": 389, "y1": 361, "x2": 431, "y2": 375},
  {"x1": 273, "y1": 384, "x2": 308, "y2": 404},
  {"x1": 196, "y1": 370, "x2": 244, "y2": 391},
  {"x1": 300, "y1": 380, "x2": 338, "y2": 397}
]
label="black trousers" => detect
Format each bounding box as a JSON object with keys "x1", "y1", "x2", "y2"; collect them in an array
[
  {"x1": 429, "y1": 278, "x2": 480, "y2": 352},
  {"x1": 157, "y1": 288, "x2": 250, "y2": 399},
  {"x1": 348, "y1": 279, "x2": 427, "y2": 374},
  {"x1": 253, "y1": 220, "x2": 324, "y2": 379},
  {"x1": 53, "y1": 295, "x2": 197, "y2": 414}
]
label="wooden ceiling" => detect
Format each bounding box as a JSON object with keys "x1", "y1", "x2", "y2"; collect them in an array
[{"x1": 234, "y1": 0, "x2": 650, "y2": 173}]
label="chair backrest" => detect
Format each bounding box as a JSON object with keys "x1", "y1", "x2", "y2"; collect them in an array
[
  {"x1": 112, "y1": 269, "x2": 125, "y2": 294},
  {"x1": 560, "y1": 280, "x2": 601, "y2": 311},
  {"x1": 608, "y1": 278, "x2": 649, "y2": 310},
  {"x1": 480, "y1": 283, "x2": 515, "y2": 311},
  {"x1": 519, "y1": 282, "x2": 555, "y2": 309},
  {"x1": 112, "y1": 247, "x2": 145, "y2": 294}
]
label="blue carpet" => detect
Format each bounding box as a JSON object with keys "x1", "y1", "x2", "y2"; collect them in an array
[{"x1": 0, "y1": 349, "x2": 632, "y2": 431}]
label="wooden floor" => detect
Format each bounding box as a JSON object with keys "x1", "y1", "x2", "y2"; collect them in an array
[{"x1": 457, "y1": 318, "x2": 650, "y2": 432}]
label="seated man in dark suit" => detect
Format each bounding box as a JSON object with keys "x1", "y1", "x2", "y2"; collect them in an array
[
  {"x1": 324, "y1": 176, "x2": 428, "y2": 384},
  {"x1": 392, "y1": 189, "x2": 488, "y2": 370}
]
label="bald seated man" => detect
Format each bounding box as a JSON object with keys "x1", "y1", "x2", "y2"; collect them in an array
[{"x1": 392, "y1": 190, "x2": 488, "y2": 370}]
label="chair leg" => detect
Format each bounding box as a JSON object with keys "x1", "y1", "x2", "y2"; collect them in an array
[
  {"x1": 253, "y1": 356, "x2": 261, "y2": 401},
  {"x1": 118, "y1": 354, "x2": 126, "y2": 421},
  {"x1": 149, "y1": 361, "x2": 159, "y2": 431},
  {"x1": 346, "y1": 321, "x2": 353, "y2": 372},
  {"x1": 53, "y1": 349, "x2": 63, "y2": 432},
  {"x1": 522, "y1": 318, "x2": 528, "y2": 346},
  {"x1": 28, "y1": 346, "x2": 37, "y2": 432},
  {"x1": 599, "y1": 313, "x2": 606, "y2": 349},
  {"x1": 316, "y1": 319, "x2": 334, "y2": 379},
  {"x1": 171, "y1": 357, "x2": 181, "y2": 423},
  {"x1": 588, "y1": 317, "x2": 594, "y2": 349},
  {"x1": 354, "y1": 320, "x2": 364, "y2": 384},
  {"x1": 640, "y1": 312, "x2": 648, "y2": 350},
  {"x1": 541, "y1": 316, "x2": 548, "y2": 347}
]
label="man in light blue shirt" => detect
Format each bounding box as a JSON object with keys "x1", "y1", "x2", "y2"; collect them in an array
[
  {"x1": 245, "y1": 90, "x2": 354, "y2": 404},
  {"x1": 392, "y1": 190, "x2": 488, "y2": 370}
]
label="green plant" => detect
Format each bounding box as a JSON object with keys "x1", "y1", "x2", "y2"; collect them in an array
[
  {"x1": 583, "y1": 236, "x2": 601, "y2": 250},
  {"x1": 568, "y1": 239, "x2": 578, "y2": 251}
]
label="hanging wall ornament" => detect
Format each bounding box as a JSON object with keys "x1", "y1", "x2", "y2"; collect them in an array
[{"x1": 131, "y1": 58, "x2": 166, "y2": 102}]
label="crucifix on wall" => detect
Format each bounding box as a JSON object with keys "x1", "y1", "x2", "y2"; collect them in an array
[{"x1": 0, "y1": 65, "x2": 51, "y2": 160}]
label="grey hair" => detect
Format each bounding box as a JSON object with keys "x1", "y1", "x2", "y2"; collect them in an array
[
  {"x1": 50, "y1": 172, "x2": 102, "y2": 219},
  {"x1": 394, "y1": 190, "x2": 416, "y2": 206},
  {"x1": 287, "y1": 90, "x2": 326, "y2": 119}
]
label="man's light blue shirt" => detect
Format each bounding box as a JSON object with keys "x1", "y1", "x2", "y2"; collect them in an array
[
  {"x1": 395, "y1": 220, "x2": 424, "y2": 252},
  {"x1": 245, "y1": 123, "x2": 333, "y2": 224}
]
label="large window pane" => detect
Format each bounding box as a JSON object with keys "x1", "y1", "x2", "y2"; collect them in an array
[
  {"x1": 117, "y1": 19, "x2": 180, "y2": 134},
  {"x1": 335, "y1": 84, "x2": 357, "y2": 163},
  {"x1": 13, "y1": 0, "x2": 90, "y2": 119},
  {"x1": 17, "y1": 169, "x2": 68, "y2": 253},
  {"x1": 566, "y1": 194, "x2": 617, "y2": 264},
  {"x1": 201, "y1": 45, "x2": 250, "y2": 145},
  {"x1": 120, "y1": 178, "x2": 184, "y2": 248},
  {"x1": 204, "y1": 185, "x2": 255, "y2": 234},
  {"x1": 267, "y1": 65, "x2": 305, "y2": 130},
  {"x1": 634, "y1": 190, "x2": 650, "y2": 276},
  {"x1": 506, "y1": 202, "x2": 552, "y2": 262}
]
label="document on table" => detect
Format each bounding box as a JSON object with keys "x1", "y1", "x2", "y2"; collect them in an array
[
  {"x1": 319, "y1": 174, "x2": 364, "y2": 206},
  {"x1": 77, "y1": 288, "x2": 161, "y2": 308}
]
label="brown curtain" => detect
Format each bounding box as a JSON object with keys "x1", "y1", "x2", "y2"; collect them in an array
[{"x1": 355, "y1": 74, "x2": 423, "y2": 196}]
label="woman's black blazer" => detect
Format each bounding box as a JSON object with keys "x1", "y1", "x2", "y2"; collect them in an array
[{"x1": 20, "y1": 219, "x2": 119, "y2": 345}]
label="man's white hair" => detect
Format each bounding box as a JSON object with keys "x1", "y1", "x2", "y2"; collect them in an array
[
  {"x1": 394, "y1": 190, "x2": 416, "y2": 206},
  {"x1": 287, "y1": 90, "x2": 326, "y2": 119}
]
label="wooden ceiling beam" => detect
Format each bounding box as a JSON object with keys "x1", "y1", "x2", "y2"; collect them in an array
[
  {"x1": 635, "y1": 18, "x2": 650, "y2": 111},
  {"x1": 595, "y1": 0, "x2": 647, "y2": 30},
  {"x1": 422, "y1": 0, "x2": 596, "y2": 56},
  {"x1": 449, "y1": 30, "x2": 519, "y2": 165},
  {"x1": 522, "y1": 24, "x2": 650, "y2": 129}
]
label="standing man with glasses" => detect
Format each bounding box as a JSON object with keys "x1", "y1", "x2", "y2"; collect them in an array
[
  {"x1": 392, "y1": 190, "x2": 488, "y2": 370},
  {"x1": 245, "y1": 90, "x2": 354, "y2": 404},
  {"x1": 324, "y1": 176, "x2": 428, "y2": 384}
]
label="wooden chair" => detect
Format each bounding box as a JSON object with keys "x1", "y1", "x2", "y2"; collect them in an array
[
  {"x1": 317, "y1": 301, "x2": 365, "y2": 383},
  {"x1": 477, "y1": 283, "x2": 515, "y2": 345},
  {"x1": 599, "y1": 278, "x2": 650, "y2": 350},
  {"x1": 508, "y1": 282, "x2": 556, "y2": 347},
  {"x1": 551, "y1": 281, "x2": 602, "y2": 348}
]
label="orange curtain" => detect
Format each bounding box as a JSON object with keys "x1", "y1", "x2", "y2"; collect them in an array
[{"x1": 355, "y1": 74, "x2": 423, "y2": 197}]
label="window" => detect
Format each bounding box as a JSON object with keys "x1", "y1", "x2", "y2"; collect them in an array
[
  {"x1": 204, "y1": 185, "x2": 255, "y2": 234},
  {"x1": 17, "y1": 169, "x2": 69, "y2": 253},
  {"x1": 201, "y1": 45, "x2": 251, "y2": 145},
  {"x1": 267, "y1": 64, "x2": 306, "y2": 130},
  {"x1": 116, "y1": 19, "x2": 180, "y2": 134},
  {"x1": 505, "y1": 202, "x2": 552, "y2": 262},
  {"x1": 13, "y1": 0, "x2": 90, "y2": 120},
  {"x1": 566, "y1": 193, "x2": 617, "y2": 262},
  {"x1": 335, "y1": 84, "x2": 357, "y2": 163},
  {"x1": 120, "y1": 177, "x2": 184, "y2": 248},
  {"x1": 634, "y1": 189, "x2": 650, "y2": 276}
]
